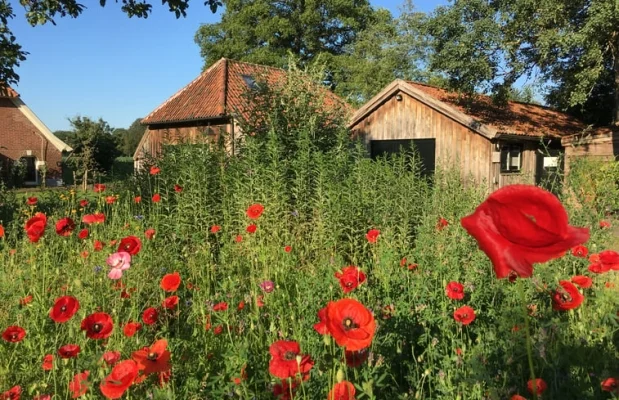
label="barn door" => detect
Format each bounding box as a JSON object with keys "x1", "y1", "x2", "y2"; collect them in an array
[{"x1": 370, "y1": 139, "x2": 436, "y2": 177}]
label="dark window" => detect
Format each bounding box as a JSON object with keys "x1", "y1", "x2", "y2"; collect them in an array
[
  {"x1": 500, "y1": 144, "x2": 523, "y2": 173},
  {"x1": 370, "y1": 139, "x2": 436, "y2": 177},
  {"x1": 241, "y1": 74, "x2": 260, "y2": 90}
]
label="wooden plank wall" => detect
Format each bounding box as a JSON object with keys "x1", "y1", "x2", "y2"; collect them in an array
[
  {"x1": 350, "y1": 92, "x2": 493, "y2": 185},
  {"x1": 563, "y1": 135, "x2": 619, "y2": 174},
  {"x1": 495, "y1": 141, "x2": 537, "y2": 187}
]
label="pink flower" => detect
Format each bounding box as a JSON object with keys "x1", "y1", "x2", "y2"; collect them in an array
[{"x1": 106, "y1": 252, "x2": 131, "y2": 280}]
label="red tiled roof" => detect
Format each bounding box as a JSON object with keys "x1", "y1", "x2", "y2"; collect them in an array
[
  {"x1": 0, "y1": 86, "x2": 19, "y2": 98},
  {"x1": 407, "y1": 82, "x2": 585, "y2": 138},
  {"x1": 142, "y1": 58, "x2": 349, "y2": 125}
]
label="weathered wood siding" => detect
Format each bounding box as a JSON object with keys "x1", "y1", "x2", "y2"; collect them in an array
[
  {"x1": 134, "y1": 120, "x2": 235, "y2": 170},
  {"x1": 350, "y1": 91, "x2": 493, "y2": 185},
  {"x1": 562, "y1": 132, "x2": 619, "y2": 174},
  {"x1": 492, "y1": 140, "x2": 538, "y2": 188}
]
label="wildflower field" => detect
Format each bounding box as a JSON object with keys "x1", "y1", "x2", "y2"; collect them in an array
[{"x1": 0, "y1": 81, "x2": 618, "y2": 400}]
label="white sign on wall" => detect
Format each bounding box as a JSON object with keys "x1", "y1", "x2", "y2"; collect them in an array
[{"x1": 543, "y1": 156, "x2": 558, "y2": 168}]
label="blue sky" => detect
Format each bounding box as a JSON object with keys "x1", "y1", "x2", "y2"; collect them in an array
[{"x1": 8, "y1": 0, "x2": 447, "y2": 132}]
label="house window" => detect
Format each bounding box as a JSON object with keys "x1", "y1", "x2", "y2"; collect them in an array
[
  {"x1": 19, "y1": 156, "x2": 38, "y2": 184},
  {"x1": 500, "y1": 144, "x2": 522, "y2": 173},
  {"x1": 370, "y1": 139, "x2": 436, "y2": 178}
]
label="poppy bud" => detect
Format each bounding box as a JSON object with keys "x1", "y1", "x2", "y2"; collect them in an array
[{"x1": 336, "y1": 368, "x2": 344, "y2": 383}]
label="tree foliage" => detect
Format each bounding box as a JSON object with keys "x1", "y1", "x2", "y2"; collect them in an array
[
  {"x1": 420, "y1": 0, "x2": 619, "y2": 125},
  {"x1": 0, "y1": 0, "x2": 221, "y2": 86},
  {"x1": 113, "y1": 118, "x2": 146, "y2": 156}
]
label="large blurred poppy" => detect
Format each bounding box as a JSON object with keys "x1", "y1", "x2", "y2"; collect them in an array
[
  {"x1": 461, "y1": 185, "x2": 589, "y2": 279},
  {"x1": 324, "y1": 299, "x2": 376, "y2": 351}
]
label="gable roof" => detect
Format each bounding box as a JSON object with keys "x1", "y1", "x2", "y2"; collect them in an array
[
  {"x1": 349, "y1": 80, "x2": 586, "y2": 139},
  {"x1": 1, "y1": 85, "x2": 73, "y2": 152},
  {"x1": 142, "y1": 58, "x2": 349, "y2": 126}
]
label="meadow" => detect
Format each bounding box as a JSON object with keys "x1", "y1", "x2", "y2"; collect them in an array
[{"x1": 0, "y1": 82, "x2": 618, "y2": 399}]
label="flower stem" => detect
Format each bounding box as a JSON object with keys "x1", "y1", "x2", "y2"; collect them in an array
[{"x1": 517, "y1": 279, "x2": 537, "y2": 400}]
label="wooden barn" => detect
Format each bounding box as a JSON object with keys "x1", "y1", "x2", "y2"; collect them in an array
[
  {"x1": 134, "y1": 58, "x2": 348, "y2": 169},
  {"x1": 0, "y1": 86, "x2": 72, "y2": 187},
  {"x1": 349, "y1": 80, "x2": 586, "y2": 190},
  {"x1": 561, "y1": 126, "x2": 619, "y2": 172}
]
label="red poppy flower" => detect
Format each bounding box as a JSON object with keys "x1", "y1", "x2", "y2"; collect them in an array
[
  {"x1": 160, "y1": 272, "x2": 181, "y2": 292},
  {"x1": 162, "y1": 296, "x2": 178, "y2": 309},
  {"x1": 25, "y1": 213, "x2": 47, "y2": 243},
  {"x1": 152, "y1": 194, "x2": 161, "y2": 203},
  {"x1": 601, "y1": 377, "x2": 618, "y2": 392},
  {"x1": 268, "y1": 340, "x2": 314, "y2": 379},
  {"x1": 284, "y1": 245, "x2": 292, "y2": 253},
  {"x1": 100, "y1": 359, "x2": 139, "y2": 399},
  {"x1": 334, "y1": 266, "x2": 366, "y2": 293},
  {"x1": 174, "y1": 184, "x2": 183, "y2": 193},
  {"x1": 1, "y1": 386, "x2": 21, "y2": 400},
  {"x1": 123, "y1": 321, "x2": 142, "y2": 337},
  {"x1": 150, "y1": 166, "x2": 161, "y2": 175},
  {"x1": 551, "y1": 281, "x2": 584, "y2": 311},
  {"x1": 132, "y1": 339, "x2": 171, "y2": 375},
  {"x1": 272, "y1": 378, "x2": 299, "y2": 399},
  {"x1": 94, "y1": 183, "x2": 106, "y2": 193},
  {"x1": 246, "y1": 224, "x2": 257, "y2": 234},
  {"x1": 460, "y1": 185, "x2": 589, "y2": 279},
  {"x1": 144, "y1": 228, "x2": 155, "y2": 240},
  {"x1": 453, "y1": 306, "x2": 476, "y2": 325},
  {"x1": 50, "y1": 295, "x2": 80, "y2": 323},
  {"x1": 81, "y1": 312, "x2": 114, "y2": 339},
  {"x1": 2, "y1": 326, "x2": 26, "y2": 343},
  {"x1": 102, "y1": 351, "x2": 121, "y2": 366},
  {"x1": 58, "y1": 344, "x2": 81, "y2": 359},
  {"x1": 117, "y1": 236, "x2": 141, "y2": 255},
  {"x1": 313, "y1": 307, "x2": 329, "y2": 335},
  {"x1": 79, "y1": 199, "x2": 89, "y2": 207},
  {"x1": 256, "y1": 295, "x2": 265, "y2": 307},
  {"x1": 246, "y1": 203, "x2": 265, "y2": 219},
  {"x1": 213, "y1": 325, "x2": 223, "y2": 335},
  {"x1": 213, "y1": 302, "x2": 228, "y2": 311},
  {"x1": 571, "y1": 245, "x2": 588, "y2": 258},
  {"x1": 237, "y1": 300, "x2": 245, "y2": 310},
  {"x1": 328, "y1": 381, "x2": 356, "y2": 400},
  {"x1": 345, "y1": 348, "x2": 370, "y2": 368},
  {"x1": 210, "y1": 225, "x2": 221, "y2": 234},
  {"x1": 26, "y1": 196, "x2": 38, "y2": 205},
  {"x1": 235, "y1": 235, "x2": 243, "y2": 243},
  {"x1": 324, "y1": 298, "x2": 376, "y2": 351},
  {"x1": 571, "y1": 275, "x2": 592, "y2": 289},
  {"x1": 232, "y1": 365, "x2": 247, "y2": 385},
  {"x1": 105, "y1": 196, "x2": 116, "y2": 205},
  {"x1": 134, "y1": 196, "x2": 141, "y2": 203},
  {"x1": 42, "y1": 354, "x2": 53, "y2": 371},
  {"x1": 445, "y1": 281, "x2": 465, "y2": 300},
  {"x1": 365, "y1": 229, "x2": 380, "y2": 243},
  {"x1": 510, "y1": 395, "x2": 527, "y2": 400},
  {"x1": 0, "y1": 224, "x2": 4, "y2": 238},
  {"x1": 595, "y1": 250, "x2": 619, "y2": 271},
  {"x1": 69, "y1": 371, "x2": 89, "y2": 398},
  {"x1": 437, "y1": 217, "x2": 449, "y2": 230},
  {"x1": 19, "y1": 295, "x2": 33, "y2": 306},
  {"x1": 82, "y1": 212, "x2": 105, "y2": 225},
  {"x1": 54, "y1": 217, "x2": 75, "y2": 237},
  {"x1": 142, "y1": 307, "x2": 158, "y2": 325},
  {"x1": 527, "y1": 378, "x2": 547, "y2": 396},
  {"x1": 89, "y1": 241, "x2": 102, "y2": 253},
  {"x1": 78, "y1": 229, "x2": 89, "y2": 240},
  {"x1": 600, "y1": 220, "x2": 611, "y2": 228}
]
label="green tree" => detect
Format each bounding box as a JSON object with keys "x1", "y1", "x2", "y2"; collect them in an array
[
  {"x1": 420, "y1": 0, "x2": 619, "y2": 125},
  {"x1": 113, "y1": 118, "x2": 146, "y2": 156},
  {"x1": 0, "y1": 0, "x2": 221, "y2": 86},
  {"x1": 194, "y1": 0, "x2": 381, "y2": 94},
  {"x1": 65, "y1": 117, "x2": 121, "y2": 185}
]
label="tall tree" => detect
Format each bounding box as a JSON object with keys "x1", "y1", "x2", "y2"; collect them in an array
[
  {"x1": 194, "y1": 0, "x2": 379, "y2": 93},
  {"x1": 0, "y1": 0, "x2": 221, "y2": 86},
  {"x1": 113, "y1": 118, "x2": 146, "y2": 156},
  {"x1": 420, "y1": 0, "x2": 619, "y2": 125}
]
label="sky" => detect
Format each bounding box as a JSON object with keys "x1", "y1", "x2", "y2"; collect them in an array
[{"x1": 8, "y1": 0, "x2": 447, "y2": 132}]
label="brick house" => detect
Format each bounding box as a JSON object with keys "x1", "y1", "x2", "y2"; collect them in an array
[
  {"x1": 0, "y1": 86, "x2": 72, "y2": 186},
  {"x1": 134, "y1": 58, "x2": 349, "y2": 169}
]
